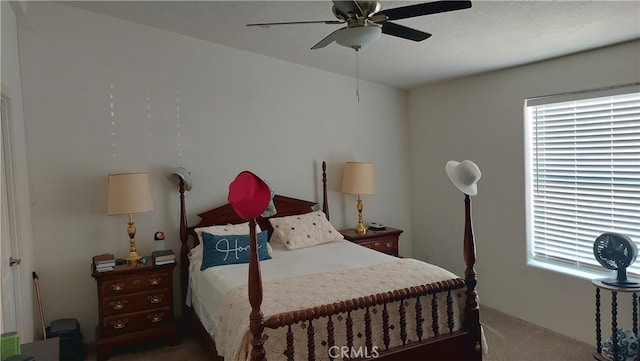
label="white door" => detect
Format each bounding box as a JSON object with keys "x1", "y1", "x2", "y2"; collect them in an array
[{"x1": 1, "y1": 93, "x2": 19, "y2": 333}]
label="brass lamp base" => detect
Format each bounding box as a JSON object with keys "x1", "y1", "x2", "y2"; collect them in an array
[
  {"x1": 124, "y1": 251, "x2": 141, "y2": 265},
  {"x1": 125, "y1": 216, "x2": 141, "y2": 265},
  {"x1": 355, "y1": 195, "x2": 367, "y2": 235}
]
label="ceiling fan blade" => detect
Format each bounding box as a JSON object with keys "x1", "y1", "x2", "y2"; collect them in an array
[
  {"x1": 376, "y1": 1, "x2": 472, "y2": 21},
  {"x1": 311, "y1": 28, "x2": 343, "y2": 49},
  {"x1": 332, "y1": 0, "x2": 363, "y2": 17},
  {"x1": 247, "y1": 20, "x2": 343, "y2": 27},
  {"x1": 381, "y1": 22, "x2": 432, "y2": 42}
]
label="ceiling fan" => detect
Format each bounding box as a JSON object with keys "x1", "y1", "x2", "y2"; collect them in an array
[{"x1": 247, "y1": 1, "x2": 472, "y2": 50}]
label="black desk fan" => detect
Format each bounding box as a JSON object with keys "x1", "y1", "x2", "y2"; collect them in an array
[{"x1": 593, "y1": 232, "x2": 640, "y2": 288}]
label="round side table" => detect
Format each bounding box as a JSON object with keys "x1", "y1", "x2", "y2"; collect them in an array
[{"x1": 592, "y1": 279, "x2": 640, "y2": 361}]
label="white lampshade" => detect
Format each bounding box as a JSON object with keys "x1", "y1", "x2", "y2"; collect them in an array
[
  {"x1": 341, "y1": 162, "x2": 375, "y2": 195},
  {"x1": 335, "y1": 25, "x2": 382, "y2": 50},
  {"x1": 107, "y1": 173, "x2": 154, "y2": 215}
]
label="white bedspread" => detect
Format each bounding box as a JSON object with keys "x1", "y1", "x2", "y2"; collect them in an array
[
  {"x1": 219, "y1": 258, "x2": 464, "y2": 361},
  {"x1": 187, "y1": 239, "x2": 396, "y2": 335}
]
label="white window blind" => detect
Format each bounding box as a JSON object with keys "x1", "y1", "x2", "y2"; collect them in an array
[{"x1": 526, "y1": 84, "x2": 640, "y2": 277}]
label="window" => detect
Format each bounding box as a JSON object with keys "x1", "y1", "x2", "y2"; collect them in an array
[{"x1": 525, "y1": 84, "x2": 640, "y2": 277}]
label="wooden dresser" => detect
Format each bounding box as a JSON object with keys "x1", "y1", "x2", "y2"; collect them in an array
[
  {"x1": 339, "y1": 227, "x2": 403, "y2": 257},
  {"x1": 91, "y1": 262, "x2": 179, "y2": 360}
]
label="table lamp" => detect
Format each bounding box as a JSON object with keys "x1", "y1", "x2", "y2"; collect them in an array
[
  {"x1": 341, "y1": 162, "x2": 375, "y2": 235},
  {"x1": 107, "y1": 173, "x2": 154, "y2": 264}
]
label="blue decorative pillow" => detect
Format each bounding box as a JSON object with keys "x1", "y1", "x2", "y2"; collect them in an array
[{"x1": 200, "y1": 230, "x2": 271, "y2": 271}]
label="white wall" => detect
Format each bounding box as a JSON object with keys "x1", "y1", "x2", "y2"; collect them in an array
[
  {"x1": 1, "y1": 1, "x2": 36, "y2": 342},
  {"x1": 408, "y1": 40, "x2": 640, "y2": 345},
  {"x1": 16, "y1": 2, "x2": 412, "y2": 341},
  {"x1": 16, "y1": 0, "x2": 639, "y2": 348}
]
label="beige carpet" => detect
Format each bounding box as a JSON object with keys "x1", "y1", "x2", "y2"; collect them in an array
[
  {"x1": 481, "y1": 307, "x2": 593, "y2": 361},
  {"x1": 85, "y1": 306, "x2": 594, "y2": 361}
]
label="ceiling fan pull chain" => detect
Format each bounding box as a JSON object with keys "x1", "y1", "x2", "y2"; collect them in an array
[{"x1": 355, "y1": 49, "x2": 360, "y2": 103}]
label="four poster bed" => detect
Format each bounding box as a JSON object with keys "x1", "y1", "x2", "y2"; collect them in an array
[{"x1": 177, "y1": 162, "x2": 482, "y2": 361}]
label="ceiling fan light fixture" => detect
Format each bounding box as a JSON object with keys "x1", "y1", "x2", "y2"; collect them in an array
[{"x1": 335, "y1": 25, "x2": 382, "y2": 50}]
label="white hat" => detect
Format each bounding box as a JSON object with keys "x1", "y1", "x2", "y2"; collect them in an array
[
  {"x1": 445, "y1": 160, "x2": 481, "y2": 196},
  {"x1": 167, "y1": 167, "x2": 193, "y2": 191}
]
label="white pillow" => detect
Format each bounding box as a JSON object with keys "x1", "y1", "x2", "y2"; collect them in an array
[
  {"x1": 194, "y1": 222, "x2": 261, "y2": 241},
  {"x1": 269, "y1": 211, "x2": 343, "y2": 250}
]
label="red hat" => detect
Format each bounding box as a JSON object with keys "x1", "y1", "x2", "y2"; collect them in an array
[{"x1": 228, "y1": 171, "x2": 271, "y2": 220}]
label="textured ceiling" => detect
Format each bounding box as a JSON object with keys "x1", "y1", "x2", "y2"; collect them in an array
[{"x1": 63, "y1": 1, "x2": 640, "y2": 90}]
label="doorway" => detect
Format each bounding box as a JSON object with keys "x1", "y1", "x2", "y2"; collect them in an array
[{"x1": 1, "y1": 92, "x2": 23, "y2": 334}]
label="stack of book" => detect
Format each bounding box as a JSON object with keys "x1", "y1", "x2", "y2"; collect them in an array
[
  {"x1": 93, "y1": 253, "x2": 115, "y2": 272},
  {"x1": 152, "y1": 249, "x2": 176, "y2": 266}
]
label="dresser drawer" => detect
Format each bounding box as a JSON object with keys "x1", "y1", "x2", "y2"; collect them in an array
[
  {"x1": 100, "y1": 271, "x2": 171, "y2": 297},
  {"x1": 101, "y1": 307, "x2": 173, "y2": 337},
  {"x1": 339, "y1": 227, "x2": 402, "y2": 257},
  {"x1": 102, "y1": 289, "x2": 172, "y2": 316},
  {"x1": 359, "y1": 237, "x2": 398, "y2": 255}
]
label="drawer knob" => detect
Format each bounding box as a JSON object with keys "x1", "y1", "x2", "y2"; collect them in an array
[
  {"x1": 109, "y1": 300, "x2": 128, "y2": 310},
  {"x1": 111, "y1": 283, "x2": 124, "y2": 292},
  {"x1": 374, "y1": 242, "x2": 381, "y2": 247},
  {"x1": 148, "y1": 294, "x2": 163, "y2": 304},
  {"x1": 386, "y1": 242, "x2": 392, "y2": 248},
  {"x1": 147, "y1": 312, "x2": 164, "y2": 323},
  {"x1": 111, "y1": 319, "x2": 128, "y2": 329},
  {"x1": 149, "y1": 277, "x2": 161, "y2": 286}
]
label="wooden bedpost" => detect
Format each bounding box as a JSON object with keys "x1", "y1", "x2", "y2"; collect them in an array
[
  {"x1": 463, "y1": 194, "x2": 482, "y2": 358},
  {"x1": 178, "y1": 179, "x2": 189, "y2": 308},
  {"x1": 322, "y1": 161, "x2": 329, "y2": 220},
  {"x1": 248, "y1": 218, "x2": 266, "y2": 361}
]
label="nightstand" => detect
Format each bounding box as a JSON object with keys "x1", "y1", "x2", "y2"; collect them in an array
[
  {"x1": 339, "y1": 227, "x2": 403, "y2": 257},
  {"x1": 91, "y1": 262, "x2": 179, "y2": 360}
]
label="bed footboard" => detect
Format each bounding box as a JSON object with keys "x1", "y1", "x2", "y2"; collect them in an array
[
  {"x1": 262, "y1": 279, "x2": 467, "y2": 360},
  {"x1": 245, "y1": 193, "x2": 482, "y2": 361}
]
